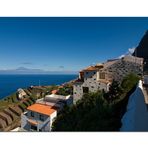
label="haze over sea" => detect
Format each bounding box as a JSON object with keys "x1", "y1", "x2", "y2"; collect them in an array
[{"x1": 0, "y1": 74, "x2": 77, "y2": 100}]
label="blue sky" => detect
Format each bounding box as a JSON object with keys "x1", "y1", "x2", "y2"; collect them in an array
[{"x1": 0, "y1": 17, "x2": 148, "y2": 73}]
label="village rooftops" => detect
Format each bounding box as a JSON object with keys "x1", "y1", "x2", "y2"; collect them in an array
[
  {"x1": 81, "y1": 65, "x2": 104, "y2": 72},
  {"x1": 27, "y1": 103, "x2": 56, "y2": 116}
]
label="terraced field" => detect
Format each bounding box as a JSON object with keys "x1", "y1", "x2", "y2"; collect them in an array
[{"x1": 0, "y1": 85, "x2": 56, "y2": 131}]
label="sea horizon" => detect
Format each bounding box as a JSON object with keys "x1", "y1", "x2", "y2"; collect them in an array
[{"x1": 0, "y1": 74, "x2": 77, "y2": 100}]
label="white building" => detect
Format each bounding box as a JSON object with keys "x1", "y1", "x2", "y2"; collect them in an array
[
  {"x1": 21, "y1": 94, "x2": 73, "y2": 132},
  {"x1": 36, "y1": 94, "x2": 73, "y2": 110},
  {"x1": 21, "y1": 103, "x2": 57, "y2": 132},
  {"x1": 17, "y1": 88, "x2": 27, "y2": 99},
  {"x1": 73, "y1": 55, "x2": 144, "y2": 102}
]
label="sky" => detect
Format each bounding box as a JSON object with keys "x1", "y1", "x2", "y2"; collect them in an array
[{"x1": 0, "y1": 17, "x2": 148, "y2": 73}]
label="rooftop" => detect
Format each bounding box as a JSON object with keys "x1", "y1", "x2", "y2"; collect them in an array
[
  {"x1": 27, "y1": 103, "x2": 56, "y2": 116},
  {"x1": 45, "y1": 94, "x2": 71, "y2": 101},
  {"x1": 82, "y1": 66, "x2": 99, "y2": 71}
]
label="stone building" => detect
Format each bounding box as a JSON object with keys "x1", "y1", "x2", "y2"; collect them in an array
[{"x1": 73, "y1": 55, "x2": 144, "y2": 102}]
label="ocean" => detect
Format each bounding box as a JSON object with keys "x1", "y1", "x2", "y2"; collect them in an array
[{"x1": 0, "y1": 74, "x2": 77, "y2": 100}]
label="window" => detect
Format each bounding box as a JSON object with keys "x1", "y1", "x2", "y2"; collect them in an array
[
  {"x1": 31, "y1": 112, "x2": 34, "y2": 117},
  {"x1": 94, "y1": 72, "x2": 96, "y2": 74},
  {"x1": 83, "y1": 87, "x2": 89, "y2": 93},
  {"x1": 39, "y1": 114, "x2": 44, "y2": 121},
  {"x1": 30, "y1": 125, "x2": 37, "y2": 131},
  {"x1": 39, "y1": 129, "x2": 42, "y2": 132},
  {"x1": 99, "y1": 72, "x2": 105, "y2": 79}
]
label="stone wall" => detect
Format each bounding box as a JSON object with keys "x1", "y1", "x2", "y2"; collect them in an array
[{"x1": 73, "y1": 56, "x2": 143, "y2": 103}]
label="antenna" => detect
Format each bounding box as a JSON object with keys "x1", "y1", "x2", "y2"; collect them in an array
[{"x1": 39, "y1": 80, "x2": 41, "y2": 87}]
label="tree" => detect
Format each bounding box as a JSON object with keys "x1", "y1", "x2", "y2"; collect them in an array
[{"x1": 104, "y1": 80, "x2": 122, "y2": 103}]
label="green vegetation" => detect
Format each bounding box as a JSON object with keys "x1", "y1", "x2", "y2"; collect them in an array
[
  {"x1": 0, "y1": 92, "x2": 19, "y2": 111},
  {"x1": 57, "y1": 84, "x2": 73, "y2": 96},
  {"x1": 52, "y1": 73, "x2": 140, "y2": 131}
]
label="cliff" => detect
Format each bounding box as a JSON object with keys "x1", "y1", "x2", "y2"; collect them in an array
[{"x1": 133, "y1": 31, "x2": 148, "y2": 71}]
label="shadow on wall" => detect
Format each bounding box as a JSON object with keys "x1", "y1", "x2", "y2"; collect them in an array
[{"x1": 120, "y1": 80, "x2": 148, "y2": 131}]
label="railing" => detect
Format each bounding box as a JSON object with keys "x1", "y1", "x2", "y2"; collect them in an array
[
  {"x1": 38, "y1": 118, "x2": 50, "y2": 130},
  {"x1": 22, "y1": 113, "x2": 51, "y2": 131}
]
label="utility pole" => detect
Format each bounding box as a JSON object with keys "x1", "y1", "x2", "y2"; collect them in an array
[{"x1": 39, "y1": 80, "x2": 41, "y2": 87}]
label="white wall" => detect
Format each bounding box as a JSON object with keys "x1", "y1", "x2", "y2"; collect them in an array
[
  {"x1": 21, "y1": 110, "x2": 57, "y2": 132},
  {"x1": 73, "y1": 70, "x2": 108, "y2": 102}
]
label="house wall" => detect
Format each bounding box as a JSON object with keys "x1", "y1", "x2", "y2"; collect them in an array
[
  {"x1": 73, "y1": 70, "x2": 108, "y2": 102},
  {"x1": 73, "y1": 56, "x2": 143, "y2": 103},
  {"x1": 21, "y1": 110, "x2": 57, "y2": 132}
]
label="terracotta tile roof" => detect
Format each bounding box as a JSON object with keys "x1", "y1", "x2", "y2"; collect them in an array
[
  {"x1": 83, "y1": 66, "x2": 98, "y2": 71},
  {"x1": 27, "y1": 103, "x2": 56, "y2": 116},
  {"x1": 51, "y1": 90, "x2": 58, "y2": 94}
]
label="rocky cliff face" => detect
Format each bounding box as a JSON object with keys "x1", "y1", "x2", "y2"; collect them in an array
[{"x1": 133, "y1": 31, "x2": 148, "y2": 71}]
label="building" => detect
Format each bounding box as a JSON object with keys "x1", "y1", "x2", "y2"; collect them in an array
[
  {"x1": 21, "y1": 94, "x2": 73, "y2": 132},
  {"x1": 21, "y1": 103, "x2": 57, "y2": 132},
  {"x1": 17, "y1": 88, "x2": 27, "y2": 99},
  {"x1": 73, "y1": 55, "x2": 144, "y2": 102},
  {"x1": 36, "y1": 94, "x2": 73, "y2": 110}
]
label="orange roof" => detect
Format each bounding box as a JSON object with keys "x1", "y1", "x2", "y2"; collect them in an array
[
  {"x1": 83, "y1": 66, "x2": 98, "y2": 71},
  {"x1": 27, "y1": 103, "x2": 56, "y2": 116},
  {"x1": 51, "y1": 90, "x2": 58, "y2": 94}
]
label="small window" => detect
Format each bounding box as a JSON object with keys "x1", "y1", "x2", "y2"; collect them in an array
[
  {"x1": 74, "y1": 92, "x2": 77, "y2": 94},
  {"x1": 83, "y1": 87, "x2": 89, "y2": 93},
  {"x1": 31, "y1": 112, "x2": 34, "y2": 117},
  {"x1": 30, "y1": 125, "x2": 37, "y2": 131},
  {"x1": 99, "y1": 72, "x2": 105, "y2": 79},
  {"x1": 39, "y1": 115, "x2": 44, "y2": 121}
]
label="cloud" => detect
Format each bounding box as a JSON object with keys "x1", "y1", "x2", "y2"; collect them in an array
[
  {"x1": 21, "y1": 62, "x2": 33, "y2": 65},
  {"x1": 118, "y1": 54, "x2": 125, "y2": 59},
  {"x1": 128, "y1": 47, "x2": 135, "y2": 54},
  {"x1": 43, "y1": 64, "x2": 48, "y2": 67},
  {"x1": 59, "y1": 66, "x2": 64, "y2": 69},
  {"x1": 118, "y1": 47, "x2": 136, "y2": 59}
]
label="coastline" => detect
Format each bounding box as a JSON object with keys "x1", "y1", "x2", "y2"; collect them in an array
[
  {"x1": 0, "y1": 75, "x2": 76, "y2": 131},
  {"x1": 0, "y1": 74, "x2": 78, "y2": 100}
]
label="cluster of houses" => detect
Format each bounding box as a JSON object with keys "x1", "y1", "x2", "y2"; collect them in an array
[
  {"x1": 73, "y1": 55, "x2": 144, "y2": 102},
  {"x1": 11, "y1": 55, "x2": 143, "y2": 132}
]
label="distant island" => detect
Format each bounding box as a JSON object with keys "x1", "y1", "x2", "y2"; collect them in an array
[{"x1": 0, "y1": 67, "x2": 78, "y2": 75}]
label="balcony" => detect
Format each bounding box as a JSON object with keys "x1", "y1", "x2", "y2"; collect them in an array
[{"x1": 21, "y1": 113, "x2": 50, "y2": 131}]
